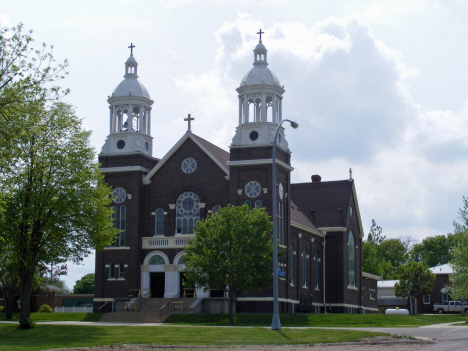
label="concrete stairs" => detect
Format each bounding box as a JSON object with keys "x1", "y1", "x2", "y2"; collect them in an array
[{"x1": 98, "y1": 298, "x2": 197, "y2": 323}]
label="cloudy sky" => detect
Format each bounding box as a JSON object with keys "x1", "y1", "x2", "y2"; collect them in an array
[{"x1": 2, "y1": 0, "x2": 468, "y2": 290}]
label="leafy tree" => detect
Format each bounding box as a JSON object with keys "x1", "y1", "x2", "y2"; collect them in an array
[
  {"x1": 367, "y1": 219, "x2": 385, "y2": 244},
  {"x1": 183, "y1": 205, "x2": 273, "y2": 324},
  {"x1": 376, "y1": 238, "x2": 408, "y2": 270},
  {"x1": 362, "y1": 241, "x2": 379, "y2": 276},
  {"x1": 0, "y1": 101, "x2": 118, "y2": 328},
  {"x1": 409, "y1": 234, "x2": 459, "y2": 267},
  {"x1": 73, "y1": 273, "x2": 95, "y2": 294},
  {"x1": 394, "y1": 262, "x2": 436, "y2": 314},
  {"x1": 449, "y1": 195, "x2": 468, "y2": 301},
  {"x1": 0, "y1": 251, "x2": 19, "y2": 320}
]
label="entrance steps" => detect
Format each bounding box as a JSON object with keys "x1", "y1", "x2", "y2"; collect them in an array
[{"x1": 98, "y1": 298, "x2": 197, "y2": 324}]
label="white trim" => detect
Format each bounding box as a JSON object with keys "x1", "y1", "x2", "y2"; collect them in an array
[
  {"x1": 104, "y1": 247, "x2": 130, "y2": 250},
  {"x1": 143, "y1": 132, "x2": 229, "y2": 184},
  {"x1": 100, "y1": 166, "x2": 151, "y2": 174},
  {"x1": 351, "y1": 183, "x2": 365, "y2": 239},
  {"x1": 291, "y1": 222, "x2": 325, "y2": 237},
  {"x1": 93, "y1": 298, "x2": 115, "y2": 302},
  {"x1": 317, "y1": 227, "x2": 347, "y2": 232},
  {"x1": 143, "y1": 250, "x2": 170, "y2": 265},
  {"x1": 362, "y1": 272, "x2": 381, "y2": 280},
  {"x1": 226, "y1": 159, "x2": 294, "y2": 171},
  {"x1": 237, "y1": 297, "x2": 299, "y2": 304},
  {"x1": 347, "y1": 285, "x2": 358, "y2": 290}
]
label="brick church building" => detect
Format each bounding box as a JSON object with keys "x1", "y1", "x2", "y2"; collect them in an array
[{"x1": 93, "y1": 37, "x2": 379, "y2": 314}]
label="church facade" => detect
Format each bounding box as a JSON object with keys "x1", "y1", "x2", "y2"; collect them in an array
[{"x1": 93, "y1": 38, "x2": 379, "y2": 314}]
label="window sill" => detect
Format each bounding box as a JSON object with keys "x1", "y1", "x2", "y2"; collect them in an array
[
  {"x1": 347, "y1": 285, "x2": 358, "y2": 290},
  {"x1": 315, "y1": 288, "x2": 320, "y2": 291},
  {"x1": 279, "y1": 244, "x2": 287, "y2": 249},
  {"x1": 370, "y1": 298, "x2": 375, "y2": 300},
  {"x1": 104, "y1": 246, "x2": 130, "y2": 250},
  {"x1": 290, "y1": 283, "x2": 295, "y2": 287},
  {"x1": 302, "y1": 285, "x2": 308, "y2": 289}
]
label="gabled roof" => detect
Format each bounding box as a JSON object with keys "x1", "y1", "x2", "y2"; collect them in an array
[
  {"x1": 143, "y1": 132, "x2": 229, "y2": 184},
  {"x1": 290, "y1": 179, "x2": 364, "y2": 237},
  {"x1": 290, "y1": 200, "x2": 323, "y2": 237},
  {"x1": 429, "y1": 263, "x2": 453, "y2": 275}
]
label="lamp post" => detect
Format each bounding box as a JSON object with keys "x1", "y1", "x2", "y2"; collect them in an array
[{"x1": 271, "y1": 119, "x2": 298, "y2": 330}]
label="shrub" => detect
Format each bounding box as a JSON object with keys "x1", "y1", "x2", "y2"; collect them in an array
[
  {"x1": 38, "y1": 304, "x2": 53, "y2": 313},
  {"x1": 0, "y1": 306, "x2": 4, "y2": 312}
]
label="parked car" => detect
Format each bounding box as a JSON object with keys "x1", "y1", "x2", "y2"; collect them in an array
[{"x1": 433, "y1": 301, "x2": 468, "y2": 314}]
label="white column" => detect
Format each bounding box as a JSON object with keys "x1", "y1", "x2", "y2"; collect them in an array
[
  {"x1": 279, "y1": 98, "x2": 283, "y2": 122},
  {"x1": 238, "y1": 97, "x2": 242, "y2": 125},
  {"x1": 109, "y1": 107, "x2": 113, "y2": 133},
  {"x1": 164, "y1": 271, "x2": 179, "y2": 298},
  {"x1": 147, "y1": 109, "x2": 151, "y2": 135},
  {"x1": 272, "y1": 95, "x2": 277, "y2": 123},
  {"x1": 244, "y1": 97, "x2": 249, "y2": 123},
  {"x1": 261, "y1": 94, "x2": 267, "y2": 122},
  {"x1": 255, "y1": 102, "x2": 261, "y2": 122},
  {"x1": 118, "y1": 112, "x2": 122, "y2": 131},
  {"x1": 142, "y1": 109, "x2": 147, "y2": 134},
  {"x1": 141, "y1": 271, "x2": 150, "y2": 291},
  {"x1": 128, "y1": 104, "x2": 133, "y2": 131}
]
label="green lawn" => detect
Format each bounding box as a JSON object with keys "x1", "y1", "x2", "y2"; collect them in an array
[
  {"x1": 166, "y1": 313, "x2": 467, "y2": 327},
  {"x1": 0, "y1": 312, "x2": 103, "y2": 322},
  {"x1": 0, "y1": 324, "x2": 387, "y2": 351}
]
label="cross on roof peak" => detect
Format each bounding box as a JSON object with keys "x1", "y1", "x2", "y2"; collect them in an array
[
  {"x1": 257, "y1": 29, "x2": 264, "y2": 41},
  {"x1": 184, "y1": 114, "x2": 194, "y2": 131},
  {"x1": 128, "y1": 43, "x2": 135, "y2": 55}
]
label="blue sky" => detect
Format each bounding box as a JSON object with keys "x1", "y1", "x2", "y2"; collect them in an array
[{"x1": 2, "y1": 0, "x2": 468, "y2": 289}]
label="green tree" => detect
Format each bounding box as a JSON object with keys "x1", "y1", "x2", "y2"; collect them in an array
[
  {"x1": 183, "y1": 205, "x2": 273, "y2": 324},
  {"x1": 73, "y1": 273, "x2": 95, "y2": 294},
  {"x1": 394, "y1": 262, "x2": 436, "y2": 314},
  {"x1": 409, "y1": 234, "x2": 459, "y2": 267},
  {"x1": 362, "y1": 241, "x2": 379, "y2": 276},
  {"x1": 367, "y1": 219, "x2": 385, "y2": 244},
  {"x1": 377, "y1": 238, "x2": 408, "y2": 270},
  {"x1": 449, "y1": 195, "x2": 468, "y2": 301},
  {"x1": 0, "y1": 101, "x2": 118, "y2": 328}
]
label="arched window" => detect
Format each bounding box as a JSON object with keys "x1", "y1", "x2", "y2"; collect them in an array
[
  {"x1": 110, "y1": 206, "x2": 117, "y2": 247},
  {"x1": 119, "y1": 205, "x2": 126, "y2": 246},
  {"x1": 348, "y1": 231, "x2": 355, "y2": 287},
  {"x1": 178, "y1": 255, "x2": 186, "y2": 265},
  {"x1": 155, "y1": 208, "x2": 164, "y2": 235},
  {"x1": 255, "y1": 200, "x2": 262, "y2": 208},
  {"x1": 119, "y1": 262, "x2": 125, "y2": 278},
  {"x1": 302, "y1": 248, "x2": 307, "y2": 288},
  {"x1": 212, "y1": 205, "x2": 220, "y2": 214},
  {"x1": 149, "y1": 255, "x2": 165, "y2": 265},
  {"x1": 176, "y1": 192, "x2": 200, "y2": 234},
  {"x1": 314, "y1": 251, "x2": 319, "y2": 289},
  {"x1": 278, "y1": 201, "x2": 284, "y2": 245},
  {"x1": 289, "y1": 243, "x2": 294, "y2": 285},
  {"x1": 244, "y1": 200, "x2": 251, "y2": 210},
  {"x1": 109, "y1": 262, "x2": 115, "y2": 279}
]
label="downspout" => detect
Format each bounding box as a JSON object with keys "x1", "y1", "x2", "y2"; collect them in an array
[
  {"x1": 322, "y1": 236, "x2": 326, "y2": 313},
  {"x1": 359, "y1": 238, "x2": 362, "y2": 313}
]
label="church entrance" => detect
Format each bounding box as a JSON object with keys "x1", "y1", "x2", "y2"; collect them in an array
[{"x1": 150, "y1": 272, "x2": 165, "y2": 298}]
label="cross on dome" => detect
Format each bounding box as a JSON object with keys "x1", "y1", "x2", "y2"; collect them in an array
[
  {"x1": 257, "y1": 29, "x2": 264, "y2": 41},
  {"x1": 128, "y1": 43, "x2": 135, "y2": 55}
]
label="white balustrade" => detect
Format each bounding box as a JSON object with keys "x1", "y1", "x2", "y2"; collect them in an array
[{"x1": 142, "y1": 236, "x2": 192, "y2": 249}]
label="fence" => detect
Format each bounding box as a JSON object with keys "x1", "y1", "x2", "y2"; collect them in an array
[{"x1": 54, "y1": 306, "x2": 93, "y2": 313}]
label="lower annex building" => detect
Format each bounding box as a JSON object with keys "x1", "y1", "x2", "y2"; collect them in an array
[{"x1": 93, "y1": 37, "x2": 379, "y2": 314}]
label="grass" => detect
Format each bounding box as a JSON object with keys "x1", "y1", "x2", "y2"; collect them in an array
[
  {"x1": 0, "y1": 324, "x2": 388, "y2": 351},
  {"x1": 166, "y1": 313, "x2": 468, "y2": 327},
  {"x1": 0, "y1": 312, "x2": 103, "y2": 322}
]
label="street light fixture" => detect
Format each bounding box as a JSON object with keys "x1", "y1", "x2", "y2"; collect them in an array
[{"x1": 271, "y1": 119, "x2": 298, "y2": 331}]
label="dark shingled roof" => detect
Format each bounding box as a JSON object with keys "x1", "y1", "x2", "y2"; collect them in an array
[
  {"x1": 290, "y1": 180, "x2": 354, "y2": 229},
  {"x1": 192, "y1": 134, "x2": 230, "y2": 169},
  {"x1": 290, "y1": 199, "x2": 319, "y2": 233}
]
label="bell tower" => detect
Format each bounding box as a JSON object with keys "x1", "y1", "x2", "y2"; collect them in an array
[{"x1": 101, "y1": 44, "x2": 154, "y2": 156}]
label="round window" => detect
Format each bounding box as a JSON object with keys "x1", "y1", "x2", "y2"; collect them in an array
[
  {"x1": 112, "y1": 187, "x2": 126, "y2": 204},
  {"x1": 245, "y1": 181, "x2": 261, "y2": 198},
  {"x1": 250, "y1": 131, "x2": 259, "y2": 141},
  {"x1": 117, "y1": 140, "x2": 125, "y2": 149},
  {"x1": 181, "y1": 158, "x2": 197, "y2": 174}
]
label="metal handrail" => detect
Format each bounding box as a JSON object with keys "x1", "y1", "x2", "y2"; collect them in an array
[{"x1": 159, "y1": 290, "x2": 182, "y2": 322}]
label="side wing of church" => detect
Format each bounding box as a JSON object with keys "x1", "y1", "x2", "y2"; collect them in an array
[{"x1": 94, "y1": 38, "x2": 379, "y2": 314}]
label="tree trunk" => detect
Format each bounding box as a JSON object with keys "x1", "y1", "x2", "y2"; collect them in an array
[
  {"x1": 18, "y1": 271, "x2": 34, "y2": 329},
  {"x1": 228, "y1": 289, "x2": 237, "y2": 324},
  {"x1": 410, "y1": 297, "x2": 415, "y2": 315}
]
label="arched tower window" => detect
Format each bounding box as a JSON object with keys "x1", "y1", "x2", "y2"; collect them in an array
[
  {"x1": 155, "y1": 208, "x2": 164, "y2": 236},
  {"x1": 176, "y1": 192, "x2": 200, "y2": 234},
  {"x1": 149, "y1": 255, "x2": 165, "y2": 265},
  {"x1": 314, "y1": 251, "x2": 320, "y2": 289},
  {"x1": 244, "y1": 200, "x2": 251, "y2": 210},
  {"x1": 119, "y1": 262, "x2": 125, "y2": 278},
  {"x1": 255, "y1": 200, "x2": 262, "y2": 208},
  {"x1": 119, "y1": 205, "x2": 126, "y2": 246},
  {"x1": 302, "y1": 248, "x2": 307, "y2": 288},
  {"x1": 289, "y1": 243, "x2": 294, "y2": 285},
  {"x1": 278, "y1": 201, "x2": 284, "y2": 245},
  {"x1": 110, "y1": 206, "x2": 117, "y2": 247},
  {"x1": 348, "y1": 231, "x2": 355, "y2": 287}
]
